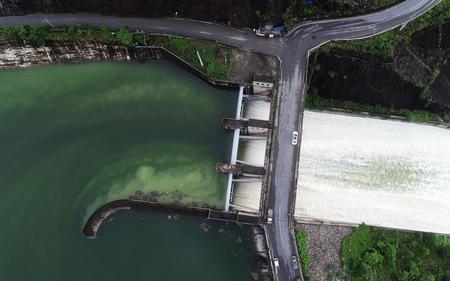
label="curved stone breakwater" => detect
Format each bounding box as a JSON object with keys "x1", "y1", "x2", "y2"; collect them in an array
[{"x1": 83, "y1": 199, "x2": 210, "y2": 237}]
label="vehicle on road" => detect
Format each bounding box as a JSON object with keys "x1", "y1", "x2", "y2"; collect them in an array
[
  {"x1": 291, "y1": 256, "x2": 299, "y2": 270},
  {"x1": 253, "y1": 25, "x2": 286, "y2": 38},
  {"x1": 273, "y1": 257, "x2": 279, "y2": 268},
  {"x1": 292, "y1": 131, "x2": 298, "y2": 145},
  {"x1": 267, "y1": 208, "x2": 273, "y2": 224}
]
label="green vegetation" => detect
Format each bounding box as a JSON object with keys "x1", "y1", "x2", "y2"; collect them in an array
[
  {"x1": 135, "y1": 34, "x2": 232, "y2": 80},
  {"x1": 296, "y1": 230, "x2": 311, "y2": 278},
  {"x1": 305, "y1": 88, "x2": 442, "y2": 122},
  {"x1": 328, "y1": 0, "x2": 450, "y2": 58},
  {"x1": 0, "y1": 24, "x2": 116, "y2": 46},
  {"x1": 255, "y1": 10, "x2": 271, "y2": 21},
  {"x1": 283, "y1": 0, "x2": 396, "y2": 28},
  {"x1": 341, "y1": 224, "x2": 450, "y2": 281},
  {"x1": 309, "y1": 1, "x2": 450, "y2": 122},
  {"x1": 0, "y1": 24, "x2": 232, "y2": 80},
  {"x1": 283, "y1": 1, "x2": 320, "y2": 28},
  {"x1": 116, "y1": 27, "x2": 134, "y2": 46}
]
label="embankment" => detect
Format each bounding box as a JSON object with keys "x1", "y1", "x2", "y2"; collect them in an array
[{"x1": 0, "y1": 41, "x2": 241, "y2": 89}]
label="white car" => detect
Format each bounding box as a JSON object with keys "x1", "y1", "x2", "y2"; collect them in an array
[
  {"x1": 292, "y1": 131, "x2": 298, "y2": 145},
  {"x1": 273, "y1": 257, "x2": 279, "y2": 268},
  {"x1": 267, "y1": 209, "x2": 273, "y2": 224}
]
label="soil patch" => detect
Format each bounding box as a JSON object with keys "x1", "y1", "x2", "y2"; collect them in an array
[{"x1": 229, "y1": 49, "x2": 279, "y2": 83}]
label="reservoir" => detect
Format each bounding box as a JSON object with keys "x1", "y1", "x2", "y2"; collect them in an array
[{"x1": 0, "y1": 61, "x2": 258, "y2": 280}]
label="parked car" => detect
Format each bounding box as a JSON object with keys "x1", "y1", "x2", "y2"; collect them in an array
[
  {"x1": 253, "y1": 25, "x2": 286, "y2": 37},
  {"x1": 267, "y1": 208, "x2": 273, "y2": 224},
  {"x1": 292, "y1": 131, "x2": 299, "y2": 145},
  {"x1": 273, "y1": 257, "x2": 279, "y2": 268}
]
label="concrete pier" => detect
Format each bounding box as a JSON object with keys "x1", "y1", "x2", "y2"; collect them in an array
[{"x1": 224, "y1": 85, "x2": 244, "y2": 211}]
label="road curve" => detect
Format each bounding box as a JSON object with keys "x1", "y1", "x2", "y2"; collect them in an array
[
  {"x1": 0, "y1": 1, "x2": 441, "y2": 280},
  {"x1": 269, "y1": 1, "x2": 440, "y2": 280}
]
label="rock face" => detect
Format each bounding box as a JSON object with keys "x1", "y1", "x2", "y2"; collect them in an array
[
  {"x1": 0, "y1": 42, "x2": 161, "y2": 69},
  {"x1": 0, "y1": 0, "x2": 290, "y2": 27},
  {"x1": 310, "y1": 49, "x2": 424, "y2": 110},
  {"x1": 430, "y1": 64, "x2": 450, "y2": 107},
  {"x1": 310, "y1": 22, "x2": 450, "y2": 114}
]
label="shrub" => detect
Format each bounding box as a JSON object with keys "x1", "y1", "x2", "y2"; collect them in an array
[
  {"x1": 116, "y1": 27, "x2": 134, "y2": 46},
  {"x1": 341, "y1": 225, "x2": 450, "y2": 281},
  {"x1": 296, "y1": 230, "x2": 311, "y2": 278}
]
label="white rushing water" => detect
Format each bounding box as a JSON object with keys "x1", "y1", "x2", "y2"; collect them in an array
[
  {"x1": 238, "y1": 140, "x2": 267, "y2": 167},
  {"x1": 230, "y1": 100, "x2": 271, "y2": 212},
  {"x1": 296, "y1": 111, "x2": 450, "y2": 234},
  {"x1": 232, "y1": 182, "x2": 262, "y2": 212},
  {"x1": 243, "y1": 100, "x2": 271, "y2": 121}
]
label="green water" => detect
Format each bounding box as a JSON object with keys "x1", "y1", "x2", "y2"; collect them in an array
[{"x1": 0, "y1": 61, "x2": 257, "y2": 280}]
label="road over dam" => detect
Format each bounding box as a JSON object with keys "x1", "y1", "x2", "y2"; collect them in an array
[{"x1": 0, "y1": 1, "x2": 441, "y2": 280}]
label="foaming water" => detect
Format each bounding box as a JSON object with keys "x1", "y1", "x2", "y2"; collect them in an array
[
  {"x1": 232, "y1": 182, "x2": 262, "y2": 211},
  {"x1": 238, "y1": 140, "x2": 267, "y2": 167},
  {"x1": 231, "y1": 100, "x2": 270, "y2": 212},
  {"x1": 296, "y1": 111, "x2": 450, "y2": 234},
  {"x1": 243, "y1": 100, "x2": 271, "y2": 121}
]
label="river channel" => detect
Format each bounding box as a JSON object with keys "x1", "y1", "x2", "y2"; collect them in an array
[{"x1": 0, "y1": 61, "x2": 258, "y2": 280}]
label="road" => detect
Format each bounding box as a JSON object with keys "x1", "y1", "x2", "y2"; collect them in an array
[
  {"x1": 0, "y1": 1, "x2": 441, "y2": 280},
  {"x1": 268, "y1": 1, "x2": 440, "y2": 280}
]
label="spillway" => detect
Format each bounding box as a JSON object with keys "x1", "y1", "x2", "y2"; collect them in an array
[
  {"x1": 231, "y1": 182, "x2": 262, "y2": 212},
  {"x1": 296, "y1": 110, "x2": 450, "y2": 234},
  {"x1": 243, "y1": 100, "x2": 271, "y2": 121},
  {"x1": 229, "y1": 96, "x2": 271, "y2": 213},
  {"x1": 238, "y1": 140, "x2": 267, "y2": 167}
]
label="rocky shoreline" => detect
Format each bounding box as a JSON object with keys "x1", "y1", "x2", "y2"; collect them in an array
[{"x1": 0, "y1": 41, "x2": 162, "y2": 69}]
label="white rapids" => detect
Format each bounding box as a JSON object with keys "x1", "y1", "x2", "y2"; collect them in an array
[
  {"x1": 296, "y1": 110, "x2": 450, "y2": 234},
  {"x1": 231, "y1": 99, "x2": 270, "y2": 212}
]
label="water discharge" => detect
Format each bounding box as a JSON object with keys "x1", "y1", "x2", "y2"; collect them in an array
[
  {"x1": 296, "y1": 111, "x2": 450, "y2": 234},
  {"x1": 0, "y1": 61, "x2": 259, "y2": 280}
]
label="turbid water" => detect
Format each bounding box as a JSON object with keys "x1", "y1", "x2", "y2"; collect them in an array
[
  {"x1": 0, "y1": 61, "x2": 258, "y2": 280},
  {"x1": 296, "y1": 111, "x2": 450, "y2": 234}
]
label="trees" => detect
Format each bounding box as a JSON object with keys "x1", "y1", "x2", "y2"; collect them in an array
[
  {"x1": 341, "y1": 225, "x2": 450, "y2": 281},
  {"x1": 99, "y1": 25, "x2": 114, "y2": 43},
  {"x1": 116, "y1": 27, "x2": 133, "y2": 46}
]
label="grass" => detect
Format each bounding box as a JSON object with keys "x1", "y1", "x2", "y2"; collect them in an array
[
  {"x1": 0, "y1": 24, "x2": 232, "y2": 81},
  {"x1": 296, "y1": 230, "x2": 311, "y2": 278},
  {"x1": 137, "y1": 34, "x2": 232, "y2": 81},
  {"x1": 305, "y1": 91, "x2": 442, "y2": 122}
]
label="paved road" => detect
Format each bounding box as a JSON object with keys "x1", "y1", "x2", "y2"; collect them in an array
[
  {"x1": 269, "y1": 1, "x2": 440, "y2": 280},
  {"x1": 0, "y1": 2, "x2": 441, "y2": 280}
]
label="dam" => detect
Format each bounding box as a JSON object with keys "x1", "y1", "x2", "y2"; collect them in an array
[
  {"x1": 224, "y1": 81, "x2": 274, "y2": 215},
  {"x1": 236, "y1": 98, "x2": 450, "y2": 234}
]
